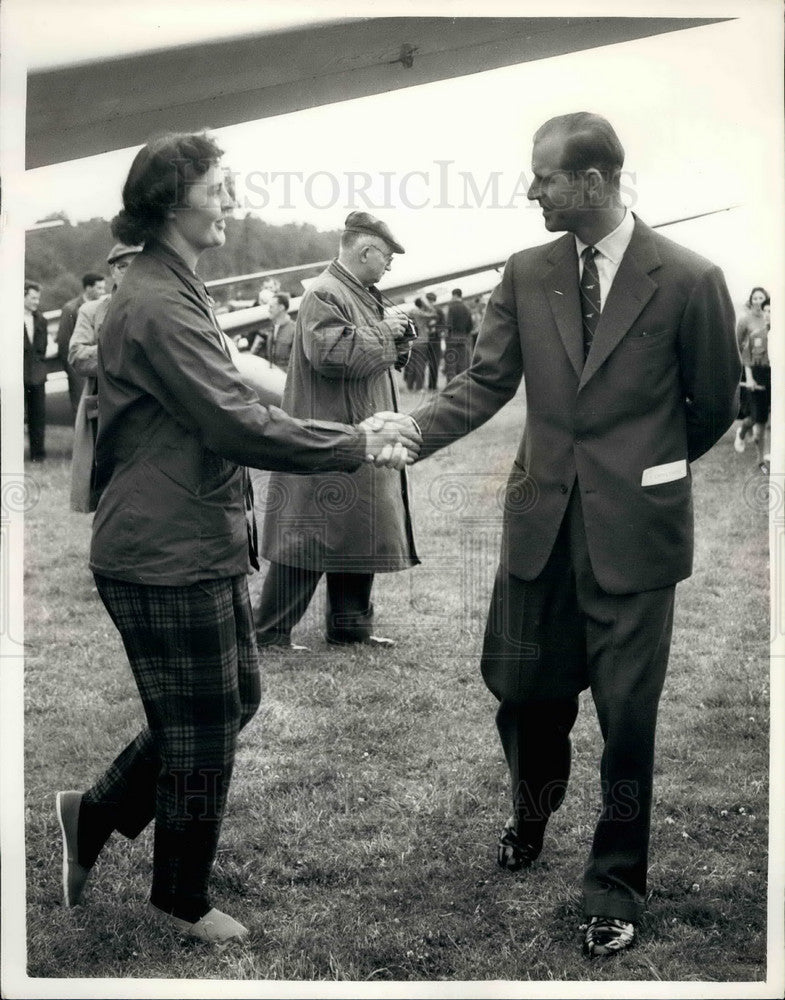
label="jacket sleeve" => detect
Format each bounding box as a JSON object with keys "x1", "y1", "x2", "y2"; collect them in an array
[
  {"x1": 68, "y1": 304, "x2": 99, "y2": 376},
  {"x1": 678, "y1": 265, "x2": 741, "y2": 462},
  {"x1": 411, "y1": 257, "x2": 523, "y2": 459},
  {"x1": 124, "y1": 290, "x2": 367, "y2": 474},
  {"x1": 57, "y1": 305, "x2": 76, "y2": 361},
  {"x1": 298, "y1": 289, "x2": 398, "y2": 379}
]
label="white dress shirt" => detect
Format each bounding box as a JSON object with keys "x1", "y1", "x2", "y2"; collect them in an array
[{"x1": 575, "y1": 210, "x2": 635, "y2": 311}]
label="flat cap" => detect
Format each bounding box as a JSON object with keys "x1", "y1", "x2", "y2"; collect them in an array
[
  {"x1": 107, "y1": 242, "x2": 143, "y2": 264},
  {"x1": 344, "y1": 211, "x2": 405, "y2": 254}
]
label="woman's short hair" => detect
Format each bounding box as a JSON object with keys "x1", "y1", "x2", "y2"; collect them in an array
[
  {"x1": 746, "y1": 286, "x2": 770, "y2": 308},
  {"x1": 111, "y1": 131, "x2": 224, "y2": 246}
]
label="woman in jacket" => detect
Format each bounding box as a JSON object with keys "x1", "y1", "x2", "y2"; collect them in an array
[{"x1": 55, "y1": 131, "x2": 418, "y2": 944}]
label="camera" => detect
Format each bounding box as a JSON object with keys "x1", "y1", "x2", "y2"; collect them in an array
[{"x1": 400, "y1": 318, "x2": 418, "y2": 342}]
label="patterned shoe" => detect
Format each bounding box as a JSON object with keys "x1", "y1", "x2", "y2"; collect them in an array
[
  {"x1": 496, "y1": 816, "x2": 544, "y2": 871},
  {"x1": 583, "y1": 916, "x2": 636, "y2": 957}
]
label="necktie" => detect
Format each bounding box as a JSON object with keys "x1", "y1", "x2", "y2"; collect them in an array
[{"x1": 580, "y1": 246, "x2": 601, "y2": 360}]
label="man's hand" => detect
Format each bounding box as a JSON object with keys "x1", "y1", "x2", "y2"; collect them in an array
[
  {"x1": 383, "y1": 312, "x2": 410, "y2": 339},
  {"x1": 359, "y1": 411, "x2": 422, "y2": 470}
]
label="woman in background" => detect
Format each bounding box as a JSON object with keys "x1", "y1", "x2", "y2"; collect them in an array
[{"x1": 734, "y1": 286, "x2": 770, "y2": 472}]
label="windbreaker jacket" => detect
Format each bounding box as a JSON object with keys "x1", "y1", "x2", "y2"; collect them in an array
[
  {"x1": 261, "y1": 260, "x2": 418, "y2": 572},
  {"x1": 90, "y1": 242, "x2": 366, "y2": 586},
  {"x1": 412, "y1": 216, "x2": 740, "y2": 595}
]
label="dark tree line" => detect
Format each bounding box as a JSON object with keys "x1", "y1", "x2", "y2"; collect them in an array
[{"x1": 25, "y1": 212, "x2": 342, "y2": 310}]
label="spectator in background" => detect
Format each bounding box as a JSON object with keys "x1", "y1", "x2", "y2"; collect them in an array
[
  {"x1": 266, "y1": 293, "x2": 296, "y2": 371},
  {"x1": 23, "y1": 280, "x2": 48, "y2": 462},
  {"x1": 255, "y1": 211, "x2": 419, "y2": 651},
  {"x1": 255, "y1": 275, "x2": 281, "y2": 306},
  {"x1": 424, "y1": 291, "x2": 445, "y2": 390},
  {"x1": 68, "y1": 243, "x2": 142, "y2": 512},
  {"x1": 735, "y1": 291, "x2": 771, "y2": 473},
  {"x1": 734, "y1": 286, "x2": 769, "y2": 466},
  {"x1": 403, "y1": 297, "x2": 432, "y2": 392},
  {"x1": 58, "y1": 272, "x2": 106, "y2": 419},
  {"x1": 444, "y1": 287, "x2": 474, "y2": 381},
  {"x1": 470, "y1": 295, "x2": 486, "y2": 351}
]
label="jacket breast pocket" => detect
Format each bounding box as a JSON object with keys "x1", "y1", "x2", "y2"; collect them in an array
[{"x1": 623, "y1": 328, "x2": 674, "y2": 351}]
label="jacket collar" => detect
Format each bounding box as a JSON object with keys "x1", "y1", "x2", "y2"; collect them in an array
[
  {"x1": 328, "y1": 259, "x2": 384, "y2": 314},
  {"x1": 541, "y1": 215, "x2": 661, "y2": 386},
  {"x1": 146, "y1": 239, "x2": 214, "y2": 309}
]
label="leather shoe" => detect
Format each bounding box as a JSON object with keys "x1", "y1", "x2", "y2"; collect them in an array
[
  {"x1": 496, "y1": 815, "x2": 545, "y2": 870},
  {"x1": 583, "y1": 916, "x2": 636, "y2": 957},
  {"x1": 56, "y1": 790, "x2": 91, "y2": 907},
  {"x1": 149, "y1": 903, "x2": 249, "y2": 944},
  {"x1": 326, "y1": 634, "x2": 395, "y2": 648}
]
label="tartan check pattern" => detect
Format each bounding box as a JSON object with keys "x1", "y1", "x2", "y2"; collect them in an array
[
  {"x1": 85, "y1": 574, "x2": 261, "y2": 907},
  {"x1": 580, "y1": 246, "x2": 601, "y2": 360}
]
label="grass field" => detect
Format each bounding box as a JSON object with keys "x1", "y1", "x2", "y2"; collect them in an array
[{"x1": 20, "y1": 381, "x2": 771, "y2": 986}]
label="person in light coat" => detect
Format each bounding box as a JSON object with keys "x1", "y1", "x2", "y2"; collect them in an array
[{"x1": 255, "y1": 211, "x2": 419, "y2": 649}]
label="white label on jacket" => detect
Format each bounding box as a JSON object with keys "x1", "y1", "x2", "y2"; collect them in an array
[{"x1": 641, "y1": 459, "x2": 687, "y2": 487}]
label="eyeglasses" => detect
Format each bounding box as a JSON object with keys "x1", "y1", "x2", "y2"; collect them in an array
[{"x1": 366, "y1": 243, "x2": 393, "y2": 264}]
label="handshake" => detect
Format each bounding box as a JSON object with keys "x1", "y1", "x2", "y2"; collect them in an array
[{"x1": 358, "y1": 411, "x2": 422, "y2": 470}]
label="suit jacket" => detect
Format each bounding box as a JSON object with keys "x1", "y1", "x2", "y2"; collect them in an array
[
  {"x1": 411, "y1": 216, "x2": 740, "y2": 595},
  {"x1": 447, "y1": 299, "x2": 473, "y2": 337},
  {"x1": 261, "y1": 260, "x2": 419, "y2": 572},
  {"x1": 268, "y1": 316, "x2": 296, "y2": 369},
  {"x1": 57, "y1": 294, "x2": 84, "y2": 362},
  {"x1": 23, "y1": 310, "x2": 49, "y2": 386}
]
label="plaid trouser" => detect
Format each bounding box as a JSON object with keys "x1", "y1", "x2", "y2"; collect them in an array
[{"x1": 85, "y1": 574, "x2": 261, "y2": 916}]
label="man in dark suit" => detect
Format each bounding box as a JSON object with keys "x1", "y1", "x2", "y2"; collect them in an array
[
  {"x1": 411, "y1": 113, "x2": 739, "y2": 957},
  {"x1": 23, "y1": 280, "x2": 50, "y2": 462},
  {"x1": 266, "y1": 292, "x2": 296, "y2": 371},
  {"x1": 58, "y1": 272, "x2": 106, "y2": 418},
  {"x1": 444, "y1": 287, "x2": 474, "y2": 380}
]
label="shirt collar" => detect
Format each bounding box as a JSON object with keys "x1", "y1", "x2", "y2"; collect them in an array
[{"x1": 575, "y1": 210, "x2": 635, "y2": 263}]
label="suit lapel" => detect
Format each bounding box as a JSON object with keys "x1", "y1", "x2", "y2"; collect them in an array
[
  {"x1": 542, "y1": 236, "x2": 584, "y2": 379},
  {"x1": 579, "y1": 217, "x2": 660, "y2": 388}
]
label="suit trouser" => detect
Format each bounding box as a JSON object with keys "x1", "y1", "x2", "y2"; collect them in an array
[
  {"x1": 481, "y1": 488, "x2": 675, "y2": 922},
  {"x1": 425, "y1": 339, "x2": 441, "y2": 389},
  {"x1": 24, "y1": 382, "x2": 46, "y2": 459},
  {"x1": 254, "y1": 562, "x2": 375, "y2": 644},
  {"x1": 443, "y1": 337, "x2": 472, "y2": 382},
  {"x1": 84, "y1": 574, "x2": 261, "y2": 918}
]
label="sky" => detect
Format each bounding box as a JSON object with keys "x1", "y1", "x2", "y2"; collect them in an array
[{"x1": 10, "y1": 0, "x2": 784, "y2": 308}]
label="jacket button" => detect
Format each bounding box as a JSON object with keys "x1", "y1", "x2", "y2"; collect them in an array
[{"x1": 560, "y1": 484, "x2": 569, "y2": 494}]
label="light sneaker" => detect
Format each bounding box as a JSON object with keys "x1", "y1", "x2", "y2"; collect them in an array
[
  {"x1": 734, "y1": 426, "x2": 746, "y2": 453},
  {"x1": 56, "y1": 790, "x2": 92, "y2": 907},
  {"x1": 149, "y1": 904, "x2": 249, "y2": 944}
]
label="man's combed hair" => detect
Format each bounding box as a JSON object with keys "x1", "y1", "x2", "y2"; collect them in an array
[
  {"x1": 536, "y1": 112, "x2": 625, "y2": 181},
  {"x1": 111, "y1": 131, "x2": 224, "y2": 247},
  {"x1": 24, "y1": 279, "x2": 41, "y2": 294}
]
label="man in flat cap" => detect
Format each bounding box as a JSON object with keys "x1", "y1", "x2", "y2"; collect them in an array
[
  {"x1": 254, "y1": 212, "x2": 419, "y2": 649},
  {"x1": 68, "y1": 243, "x2": 142, "y2": 511},
  {"x1": 58, "y1": 271, "x2": 107, "y2": 419}
]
